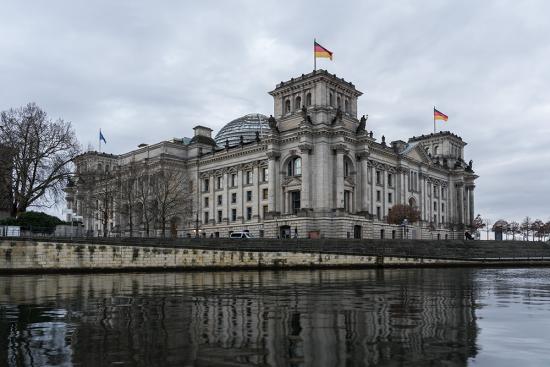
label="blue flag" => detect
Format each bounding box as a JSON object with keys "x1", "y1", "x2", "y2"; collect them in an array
[{"x1": 99, "y1": 130, "x2": 107, "y2": 144}]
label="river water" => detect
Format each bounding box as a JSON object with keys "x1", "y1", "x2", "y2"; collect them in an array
[{"x1": 1, "y1": 268, "x2": 550, "y2": 366}]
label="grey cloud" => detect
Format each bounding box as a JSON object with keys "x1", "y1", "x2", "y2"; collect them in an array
[{"x1": 1, "y1": 0, "x2": 549, "y2": 221}]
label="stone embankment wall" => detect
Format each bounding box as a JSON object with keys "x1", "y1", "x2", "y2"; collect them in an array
[{"x1": 1, "y1": 238, "x2": 550, "y2": 273}]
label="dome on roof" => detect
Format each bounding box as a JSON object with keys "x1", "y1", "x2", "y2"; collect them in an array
[{"x1": 214, "y1": 113, "x2": 269, "y2": 146}]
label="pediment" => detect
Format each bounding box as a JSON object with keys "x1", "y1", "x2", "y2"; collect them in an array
[
  {"x1": 282, "y1": 176, "x2": 302, "y2": 187},
  {"x1": 403, "y1": 144, "x2": 432, "y2": 164}
]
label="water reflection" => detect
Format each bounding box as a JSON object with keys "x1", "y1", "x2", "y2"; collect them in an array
[{"x1": 0, "y1": 268, "x2": 489, "y2": 366}]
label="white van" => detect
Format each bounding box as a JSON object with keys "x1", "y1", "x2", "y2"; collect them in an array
[{"x1": 229, "y1": 231, "x2": 253, "y2": 239}]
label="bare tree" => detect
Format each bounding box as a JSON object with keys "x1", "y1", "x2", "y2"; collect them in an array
[
  {"x1": 508, "y1": 221, "x2": 521, "y2": 240},
  {"x1": 482, "y1": 217, "x2": 492, "y2": 240},
  {"x1": 531, "y1": 219, "x2": 545, "y2": 241},
  {"x1": 0, "y1": 103, "x2": 80, "y2": 216},
  {"x1": 521, "y1": 216, "x2": 532, "y2": 241},
  {"x1": 471, "y1": 214, "x2": 485, "y2": 238},
  {"x1": 387, "y1": 204, "x2": 421, "y2": 225},
  {"x1": 76, "y1": 166, "x2": 117, "y2": 237},
  {"x1": 149, "y1": 164, "x2": 193, "y2": 238},
  {"x1": 115, "y1": 160, "x2": 141, "y2": 237}
]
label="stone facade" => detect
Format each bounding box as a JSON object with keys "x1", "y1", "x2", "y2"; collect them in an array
[{"x1": 65, "y1": 70, "x2": 478, "y2": 238}]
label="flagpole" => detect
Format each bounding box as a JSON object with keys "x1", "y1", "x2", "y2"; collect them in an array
[
  {"x1": 313, "y1": 38, "x2": 316, "y2": 71},
  {"x1": 99, "y1": 129, "x2": 102, "y2": 153},
  {"x1": 433, "y1": 106, "x2": 436, "y2": 134}
]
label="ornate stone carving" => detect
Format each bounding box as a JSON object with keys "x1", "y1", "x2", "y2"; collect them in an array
[
  {"x1": 266, "y1": 151, "x2": 280, "y2": 160},
  {"x1": 356, "y1": 114, "x2": 368, "y2": 134},
  {"x1": 268, "y1": 115, "x2": 279, "y2": 133},
  {"x1": 298, "y1": 143, "x2": 313, "y2": 154},
  {"x1": 301, "y1": 106, "x2": 313, "y2": 124},
  {"x1": 330, "y1": 107, "x2": 343, "y2": 125},
  {"x1": 332, "y1": 144, "x2": 348, "y2": 154}
]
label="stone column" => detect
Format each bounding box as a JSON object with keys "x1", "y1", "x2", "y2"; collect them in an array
[
  {"x1": 299, "y1": 144, "x2": 312, "y2": 209},
  {"x1": 359, "y1": 153, "x2": 370, "y2": 212},
  {"x1": 333, "y1": 144, "x2": 346, "y2": 209},
  {"x1": 469, "y1": 186, "x2": 475, "y2": 226},
  {"x1": 253, "y1": 165, "x2": 259, "y2": 220},
  {"x1": 370, "y1": 164, "x2": 376, "y2": 215},
  {"x1": 266, "y1": 152, "x2": 280, "y2": 215},
  {"x1": 457, "y1": 183, "x2": 464, "y2": 225},
  {"x1": 223, "y1": 172, "x2": 229, "y2": 222},
  {"x1": 237, "y1": 169, "x2": 243, "y2": 222}
]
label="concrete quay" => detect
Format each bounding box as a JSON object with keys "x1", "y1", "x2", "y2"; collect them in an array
[{"x1": 1, "y1": 237, "x2": 550, "y2": 273}]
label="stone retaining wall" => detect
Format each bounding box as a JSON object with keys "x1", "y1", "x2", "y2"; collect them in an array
[{"x1": 0, "y1": 239, "x2": 490, "y2": 273}]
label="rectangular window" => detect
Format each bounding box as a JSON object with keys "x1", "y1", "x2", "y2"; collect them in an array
[
  {"x1": 204, "y1": 197, "x2": 209, "y2": 208},
  {"x1": 433, "y1": 214, "x2": 437, "y2": 223},
  {"x1": 263, "y1": 205, "x2": 269, "y2": 218},
  {"x1": 246, "y1": 190, "x2": 252, "y2": 201},
  {"x1": 376, "y1": 206, "x2": 381, "y2": 220},
  {"x1": 376, "y1": 171, "x2": 381, "y2": 185},
  {"x1": 434, "y1": 185, "x2": 438, "y2": 198},
  {"x1": 217, "y1": 210, "x2": 222, "y2": 223},
  {"x1": 231, "y1": 193, "x2": 237, "y2": 204},
  {"x1": 231, "y1": 174, "x2": 237, "y2": 187},
  {"x1": 262, "y1": 188, "x2": 268, "y2": 200},
  {"x1": 442, "y1": 187, "x2": 447, "y2": 199},
  {"x1": 442, "y1": 215, "x2": 445, "y2": 223},
  {"x1": 231, "y1": 208, "x2": 237, "y2": 221},
  {"x1": 262, "y1": 167, "x2": 268, "y2": 182},
  {"x1": 204, "y1": 211, "x2": 209, "y2": 223},
  {"x1": 216, "y1": 176, "x2": 223, "y2": 189},
  {"x1": 388, "y1": 192, "x2": 392, "y2": 203},
  {"x1": 291, "y1": 191, "x2": 301, "y2": 214},
  {"x1": 246, "y1": 207, "x2": 252, "y2": 220},
  {"x1": 344, "y1": 191, "x2": 351, "y2": 212},
  {"x1": 376, "y1": 190, "x2": 381, "y2": 202},
  {"x1": 217, "y1": 195, "x2": 222, "y2": 206},
  {"x1": 245, "y1": 171, "x2": 252, "y2": 185},
  {"x1": 203, "y1": 178, "x2": 209, "y2": 192},
  {"x1": 387, "y1": 173, "x2": 393, "y2": 187},
  {"x1": 441, "y1": 203, "x2": 445, "y2": 212},
  {"x1": 434, "y1": 201, "x2": 437, "y2": 211}
]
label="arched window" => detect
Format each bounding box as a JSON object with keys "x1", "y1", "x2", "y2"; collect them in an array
[
  {"x1": 409, "y1": 197, "x2": 417, "y2": 207},
  {"x1": 295, "y1": 96, "x2": 301, "y2": 110},
  {"x1": 329, "y1": 93, "x2": 333, "y2": 106},
  {"x1": 344, "y1": 157, "x2": 354, "y2": 177},
  {"x1": 306, "y1": 93, "x2": 312, "y2": 106},
  {"x1": 285, "y1": 99, "x2": 291, "y2": 114},
  {"x1": 433, "y1": 145, "x2": 439, "y2": 155},
  {"x1": 287, "y1": 157, "x2": 302, "y2": 176},
  {"x1": 344, "y1": 99, "x2": 349, "y2": 113},
  {"x1": 337, "y1": 96, "x2": 341, "y2": 108}
]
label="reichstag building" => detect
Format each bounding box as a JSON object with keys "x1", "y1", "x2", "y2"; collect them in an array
[{"x1": 65, "y1": 70, "x2": 478, "y2": 239}]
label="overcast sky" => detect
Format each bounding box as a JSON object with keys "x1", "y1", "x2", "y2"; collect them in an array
[{"x1": 1, "y1": 0, "x2": 549, "y2": 222}]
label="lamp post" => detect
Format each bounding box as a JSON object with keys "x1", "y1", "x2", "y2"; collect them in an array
[{"x1": 401, "y1": 219, "x2": 409, "y2": 239}]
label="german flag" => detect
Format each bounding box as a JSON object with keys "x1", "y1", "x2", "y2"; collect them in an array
[
  {"x1": 434, "y1": 108, "x2": 448, "y2": 121},
  {"x1": 314, "y1": 41, "x2": 333, "y2": 60}
]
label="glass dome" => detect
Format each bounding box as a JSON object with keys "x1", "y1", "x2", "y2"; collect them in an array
[{"x1": 214, "y1": 113, "x2": 269, "y2": 147}]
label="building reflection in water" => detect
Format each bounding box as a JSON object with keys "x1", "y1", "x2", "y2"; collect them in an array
[{"x1": 0, "y1": 268, "x2": 479, "y2": 366}]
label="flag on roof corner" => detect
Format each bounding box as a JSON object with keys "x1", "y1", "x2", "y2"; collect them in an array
[{"x1": 314, "y1": 41, "x2": 333, "y2": 60}]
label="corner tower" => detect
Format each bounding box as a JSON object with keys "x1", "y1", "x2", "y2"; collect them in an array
[{"x1": 268, "y1": 70, "x2": 363, "y2": 131}]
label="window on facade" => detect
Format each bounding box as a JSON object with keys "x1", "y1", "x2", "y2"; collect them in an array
[
  {"x1": 388, "y1": 192, "x2": 392, "y2": 203},
  {"x1": 434, "y1": 146, "x2": 439, "y2": 155},
  {"x1": 434, "y1": 201, "x2": 437, "y2": 211},
  {"x1": 306, "y1": 93, "x2": 312, "y2": 106},
  {"x1": 262, "y1": 188, "x2": 268, "y2": 200},
  {"x1": 217, "y1": 195, "x2": 222, "y2": 206},
  {"x1": 337, "y1": 96, "x2": 341, "y2": 108},
  {"x1": 231, "y1": 209, "x2": 237, "y2": 222},
  {"x1": 217, "y1": 210, "x2": 222, "y2": 223},
  {"x1": 441, "y1": 203, "x2": 445, "y2": 212},
  {"x1": 263, "y1": 205, "x2": 269, "y2": 218},
  {"x1": 442, "y1": 215, "x2": 445, "y2": 223},
  {"x1": 434, "y1": 185, "x2": 438, "y2": 198},
  {"x1": 344, "y1": 99, "x2": 349, "y2": 113},
  {"x1": 203, "y1": 178, "x2": 209, "y2": 192},
  {"x1": 291, "y1": 191, "x2": 301, "y2": 214},
  {"x1": 388, "y1": 173, "x2": 393, "y2": 187},
  {"x1": 204, "y1": 197, "x2": 209, "y2": 208},
  {"x1": 376, "y1": 190, "x2": 381, "y2": 202},
  {"x1": 287, "y1": 157, "x2": 302, "y2": 176},
  {"x1": 231, "y1": 174, "x2": 237, "y2": 187},
  {"x1": 216, "y1": 176, "x2": 223, "y2": 189},
  {"x1": 245, "y1": 171, "x2": 252, "y2": 185},
  {"x1": 433, "y1": 214, "x2": 437, "y2": 223},
  {"x1": 329, "y1": 93, "x2": 334, "y2": 106},
  {"x1": 285, "y1": 99, "x2": 291, "y2": 114},
  {"x1": 442, "y1": 187, "x2": 447, "y2": 199},
  {"x1": 231, "y1": 193, "x2": 237, "y2": 204},
  {"x1": 344, "y1": 159, "x2": 352, "y2": 177},
  {"x1": 204, "y1": 211, "x2": 209, "y2": 224},
  {"x1": 262, "y1": 167, "x2": 268, "y2": 182},
  {"x1": 376, "y1": 171, "x2": 382, "y2": 185},
  {"x1": 246, "y1": 207, "x2": 252, "y2": 220},
  {"x1": 295, "y1": 96, "x2": 301, "y2": 110},
  {"x1": 246, "y1": 190, "x2": 252, "y2": 201},
  {"x1": 376, "y1": 207, "x2": 381, "y2": 220}
]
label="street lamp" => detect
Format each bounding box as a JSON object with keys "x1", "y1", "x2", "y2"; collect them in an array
[{"x1": 401, "y1": 218, "x2": 409, "y2": 239}]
